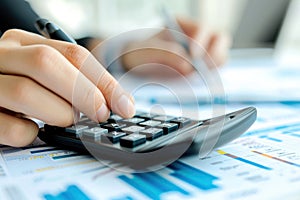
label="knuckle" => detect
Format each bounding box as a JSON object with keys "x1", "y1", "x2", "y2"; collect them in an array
[
  {"x1": 1, "y1": 29, "x2": 23, "y2": 40},
  {"x1": 64, "y1": 44, "x2": 89, "y2": 68},
  {"x1": 32, "y1": 45, "x2": 57, "y2": 73}
]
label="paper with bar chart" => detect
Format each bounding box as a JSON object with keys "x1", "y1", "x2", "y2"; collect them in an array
[{"x1": 0, "y1": 103, "x2": 300, "y2": 200}]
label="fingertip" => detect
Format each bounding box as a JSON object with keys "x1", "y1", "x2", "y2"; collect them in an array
[
  {"x1": 96, "y1": 103, "x2": 110, "y2": 122},
  {"x1": 173, "y1": 60, "x2": 194, "y2": 76}
]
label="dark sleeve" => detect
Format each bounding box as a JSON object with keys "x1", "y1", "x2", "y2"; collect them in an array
[
  {"x1": 0, "y1": 0, "x2": 94, "y2": 48},
  {"x1": 0, "y1": 0, "x2": 40, "y2": 34}
]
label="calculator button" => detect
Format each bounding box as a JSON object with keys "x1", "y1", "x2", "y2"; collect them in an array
[
  {"x1": 101, "y1": 131, "x2": 126, "y2": 144},
  {"x1": 153, "y1": 116, "x2": 175, "y2": 122},
  {"x1": 122, "y1": 117, "x2": 145, "y2": 124},
  {"x1": 170, "y1": 117, "x2": 191, "y2": 127},
  {"x1": 122, "y1": 126, "x2": 145, "y2": 134},
  {"x1": 108, "y1": 114, "x2": 123, "y2": 122},
  {"x1": 83, "y1": 127, "x2": 108, "y2": 141},
  {"x1": 101, "y1": 123, "x2": 126, "y2": 131},
  {"x1": 78, "y1": 116, "x2": 89, "y2": 122},
  {"x1": 156, "y1": 123, "x2": 178, "y2": 134},
  {"x1": 120, "y1": 134, "x2": 146, "y2": 148},
  {"x1": 139, "y1": 120, "x2": 161, "y2": 127},
  {"x1": 83, "y1": 120, "x2": 101, "y2": 126},
  {"x1": 65, "y1": 125, "x2": 89, "y2": 137},
  {"x1": 135, "y1": 113, "x2": 158, "y2": 119},
  {"x1": 140, "y1": 128, "x2": 163, "y2": 140}
]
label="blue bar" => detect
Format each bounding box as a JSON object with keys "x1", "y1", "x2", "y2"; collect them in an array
[
  {"x1": 43, "y1": 185, "x2": 91, "y2": 200},
  {"x1": 30, "y1": 148, "x2": 60, "y2": 154},
  {"x1": 267, "y1": 137, "x2": 282, "y2": 142},
  {"x1": 43, "y1": 194, "x2": 57, "y2": 200},
  {"x1": 52, "y1": 153, "x2": 81, "y2": 160},
  {"x1": 235, "y1": 157, "x2": 272, "y2": 170},
  {"x1": 111, "y1": 195, "x2": 135, "y2": 200},
  {"x1": 244, "y1": 124, "x2": 299, "y2": 137},
  {"x1": 290, "y1": 162, "x2": 300, "y2": 168},
  {"x1": 168, "y1": 161, "x2": 219, "y2": 191},
  {"x1": 259, "y1": 136, "x2": 282, "y2": 142},
  {"x1": 118, "y1": 172, "x2": 189, "y2": 200},
  {"x1": 290, "y1": 133, "x2": 300, "y2": 138},
  {"x1": 66, "y1": 185, "x2": 91, "y2": 200}
]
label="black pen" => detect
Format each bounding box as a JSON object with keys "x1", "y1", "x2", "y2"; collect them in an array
[
  {"x1": 161, "y1": 7, "x2": 190, "y2": 52},
  {"x1": 161, "y1": 7, "x2": 207, "y2": 70},
  {"x1": 35, "y1": 18, "x2": 76, "y2": 44}
]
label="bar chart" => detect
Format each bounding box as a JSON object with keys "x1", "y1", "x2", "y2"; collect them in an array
[{"x1": 43, "y1": 185, "x2": 91, "y2": 200}]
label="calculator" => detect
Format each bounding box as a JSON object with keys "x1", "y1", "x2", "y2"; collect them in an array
[{"x1": 38, "y1": 107, "x2": 256, "y2": 169}]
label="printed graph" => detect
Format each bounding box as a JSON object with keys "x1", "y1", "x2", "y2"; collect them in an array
[
  {"x1": 43, "y1": 185, "x2": 91, "y2": 200},
  {"x1": 119, "y1": 161, "x2": 220, "y2": 199}
]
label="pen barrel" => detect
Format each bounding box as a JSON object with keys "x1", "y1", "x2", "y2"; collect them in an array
[{"x1": 48, "y1": 29, "x2": 76, "y2": 44}]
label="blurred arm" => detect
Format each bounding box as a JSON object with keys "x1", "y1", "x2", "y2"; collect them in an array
[{"x1": 0, "y1": 0, "x2": 39, "y2": 34}]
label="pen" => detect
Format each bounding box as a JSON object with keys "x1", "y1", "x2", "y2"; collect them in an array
[
  {"x1": 161, "y1": 6, "x2": 212, "y2": 75},
  {"x1": 35, "y1": 18, "x2": 76, "y2": 44},
  {"x1": 160, "y1": 7, "x2": 191, "y2": 54},
  {"x1": 160, "y1": 7, "x2": 208, "y2": 70}
]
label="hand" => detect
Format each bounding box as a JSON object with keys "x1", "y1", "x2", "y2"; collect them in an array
[
  {"x1": 121, "y1": 17, "x2": 231, "y2": 76},
  {"x1": 0, "y1": 29, "x2": 135, "y2": 147}
]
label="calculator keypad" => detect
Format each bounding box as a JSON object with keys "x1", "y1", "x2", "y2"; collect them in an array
[{"x1": 48, "y1": 112, "x2": 192, "y2": 149}]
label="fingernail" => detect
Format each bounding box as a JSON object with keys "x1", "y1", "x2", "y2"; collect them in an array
[
  {"x1": 117, "y1": 95, "x2": 135, "y2": 117},
  {"x1": 96, "y1": 104, "x2": 110, "y2": 122},
  {"x1": 129, "y1": 95, "x2": 135, "y2": 104}
]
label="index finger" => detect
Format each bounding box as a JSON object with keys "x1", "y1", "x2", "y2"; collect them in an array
[{"x1": 1, "y1": 30, "x2": 135, "y2": 119}]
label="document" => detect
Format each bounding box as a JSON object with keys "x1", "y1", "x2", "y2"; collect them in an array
[{"x1": 0, "y1": 103, "x2": 300, "y2": 200}]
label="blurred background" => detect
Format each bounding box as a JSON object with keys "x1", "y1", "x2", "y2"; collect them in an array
[{"x1": 28, "y1": 0, "x2": 300, "y2": 61}]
